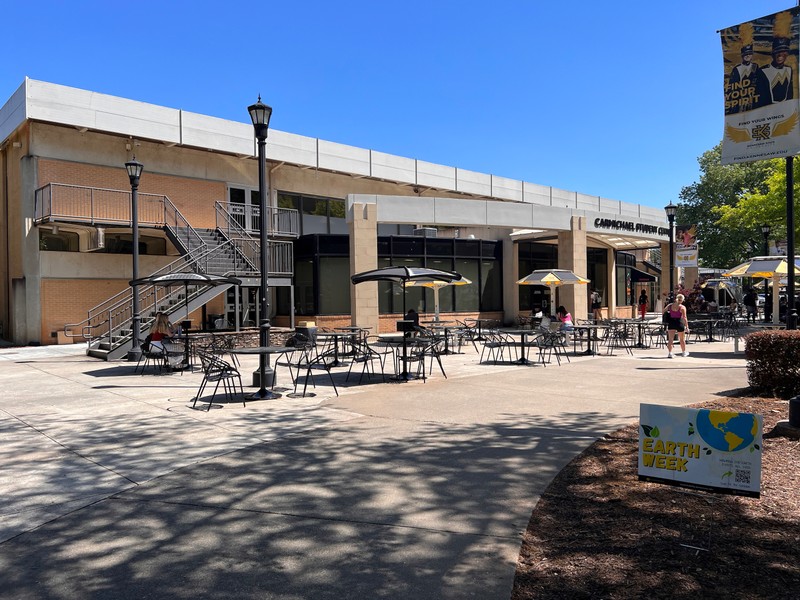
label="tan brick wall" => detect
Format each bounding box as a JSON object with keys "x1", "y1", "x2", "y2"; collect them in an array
[
  {"x1": 38, "y1": 159, "x2": 225, "y2": 228},
  {"x1": 40, "y1": 279, "x2": 128, "y2": 344}
]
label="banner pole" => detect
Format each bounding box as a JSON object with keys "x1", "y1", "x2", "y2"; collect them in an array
[{"x1": 787, "y1": 156, "x2": 797, "y2": 329}]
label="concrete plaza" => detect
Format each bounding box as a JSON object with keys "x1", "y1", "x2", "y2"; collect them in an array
[{"x1": 0, "y1": 336, "x2": 748, "y2": 599}]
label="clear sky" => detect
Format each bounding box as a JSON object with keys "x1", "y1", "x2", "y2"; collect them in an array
[{"x1": 1, "y1": 1, "x2": 796, "y2": 209}]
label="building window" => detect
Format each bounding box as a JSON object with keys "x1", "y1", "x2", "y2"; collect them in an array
[
  {"x1": 517, "y1": 241, "x2": 557, "y2": 312},
  {"x1": 278, "y1": 192, "x2": 347, "y2": 236},
  {"x1": 293, "y1": 234, "x2": 502, "y2": 316}
]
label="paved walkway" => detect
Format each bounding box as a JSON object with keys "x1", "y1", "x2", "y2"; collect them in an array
[{"x1": 0, "y1": 337, "x2": 748, "y2": 599}]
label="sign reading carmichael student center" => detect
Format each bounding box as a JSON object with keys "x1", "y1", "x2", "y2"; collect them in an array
[{"x1": 638, "y1": 404, "x2": 763, "y2": 498}]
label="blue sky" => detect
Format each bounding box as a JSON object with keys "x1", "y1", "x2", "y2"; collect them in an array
[{"x1": 1, "y1": 1, "x2": 795, "y2": 209}]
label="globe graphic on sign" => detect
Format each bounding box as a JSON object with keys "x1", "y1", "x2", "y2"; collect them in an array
[{"x1": 696, "y1": 409, "x2": 757, "y2": 452}]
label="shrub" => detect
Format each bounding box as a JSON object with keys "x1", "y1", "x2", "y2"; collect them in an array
[{"x1": 745, "y1": 330, "x2": 800, "y2": 398}]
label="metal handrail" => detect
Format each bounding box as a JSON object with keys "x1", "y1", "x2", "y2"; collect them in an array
[
  {"x1": 34, "y1": 183, "x2": 166, "y2": 226},
  {"x1": 216, "y1": 201, "x2": 299, "y2": 237},
  {"x1": 163, "y1": 196, "x2": 206, "y2": 254},
  {"x1": 214, "y1": 202, "x2": 260, "y2": 272},
  {"x1": 69, "y1": 237, "x2": 294, "y2": 348}
]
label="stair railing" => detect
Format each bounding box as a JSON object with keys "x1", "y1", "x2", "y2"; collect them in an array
[{"x1": 163, "y1": 196, "x2": 206, "y2": 254}]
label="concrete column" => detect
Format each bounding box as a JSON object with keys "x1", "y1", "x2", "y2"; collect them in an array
[
  {"x1": 349, "y1": 202, "x2": 379, "y2": 332},
  {"x1": 502, "y1": 236, "x2": 519, "y2": 324},
  {"x1": 557, "y1": 216, "x2": 588, "y2": 320},
  {"x1": 606, "y1": 248, "x2": 616, "y2": 318}
]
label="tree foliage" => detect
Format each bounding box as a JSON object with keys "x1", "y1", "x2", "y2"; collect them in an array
[
  {"x1": 678, "y1": 143, "x2": 779, "y2": 267},
  {"x1": 715, "y1": 156, "x2": 800, "y2": 258}
]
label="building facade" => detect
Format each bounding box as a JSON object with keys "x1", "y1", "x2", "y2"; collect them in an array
[{"x1": 0, "y1": 79, "x2": 673, "y2": 350}]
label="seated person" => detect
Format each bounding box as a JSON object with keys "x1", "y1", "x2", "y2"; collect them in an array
[
  {"x1": 556, "y1": 306, "x2": 574, "y2": 331},
  {"x1": 147, "y1": 312, "x2": 175, "y2": 353},
  {"x1": 405, "y1": 308, "x2": 420, "y2": 328}
]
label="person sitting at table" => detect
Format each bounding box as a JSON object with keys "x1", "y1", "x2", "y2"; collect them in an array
[
  {"x1": 405, "y1": 308, "x2": 420, "y2": 328},
  {"x1": 556, "y1": 306, "x2": 574, "y2": 331},
  {"x1": 147, "y1": 312, "x2": 176, "y2": 353}
]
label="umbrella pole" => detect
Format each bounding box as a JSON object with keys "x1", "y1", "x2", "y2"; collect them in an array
[{"x1": 434, "y1": 287, "x2": 440, "y2": 322}]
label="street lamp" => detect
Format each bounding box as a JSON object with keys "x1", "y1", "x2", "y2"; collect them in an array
[
  {"x1": 665, "y1": 202, "x2": 677, "y2": 302},
  {"x1": 126, "y1": 158, "x2": 144, "y2": 361},
  {"x1": 760, "y1": 223, "x2": 771, "y2": 256},
  {"x1": 248, "y1": 96, "x2": 274, "y2": 397}
]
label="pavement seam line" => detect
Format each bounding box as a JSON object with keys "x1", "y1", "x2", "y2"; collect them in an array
[
  {"x1": 109, "y1": 496, "x2": 522, "y2": 541},
  {"x1": 0, "y1": 410, "x2": 139, "y2": 486}
]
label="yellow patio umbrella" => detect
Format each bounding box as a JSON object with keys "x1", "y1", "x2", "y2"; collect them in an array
[
  {"x1": 516, "y1": 269, "x2": 590, "y2": 315},
  {"x1": 723, "y1": 256, "x2": 800, "y2": 323},
  {"x1": 403, "y1": 275, "x2": 472, "y2": 322}
]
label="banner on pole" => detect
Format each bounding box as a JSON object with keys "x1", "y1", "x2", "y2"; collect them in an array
[
  {"x1": 675, "y1": 224, "x2": 698, "y2": 267},
  {"x1": 721, "y1": 9, "x2": 800, "y2": 164}
]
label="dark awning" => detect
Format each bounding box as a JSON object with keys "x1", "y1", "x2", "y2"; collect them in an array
[{"x1": 629, "y1": 267, "x2": 656, "y2": 282}]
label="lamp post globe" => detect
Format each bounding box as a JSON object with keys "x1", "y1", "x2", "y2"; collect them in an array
[
  {"x1": 126, "y1": 158, "x2": 144, "y2": 362},
  {"x1": 760, "y1": 223, "x2": 771, "y2": 256},
  {"x1": 664, "y1": 202, "x2": 677, "y2": 302},
  {"x1": 248, "y1": 97, "x2": 275, "y2": 392}
]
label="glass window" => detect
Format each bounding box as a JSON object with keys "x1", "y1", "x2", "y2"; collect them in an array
[
  {"x1": 426, "y1": 239, "x2": 453, "y2": 256},
  {"x1": 455, "y1": 259, "x2": 480, "y2": 311},
  {"x1": 587, "y1": 247, "x2": 608, "y2": 306},
  {"x1": 518, "y1": 242, "x2": 557, "y2": 311},
  {"x1": 329, "y1": 199, "x2": 348, "y2": 234},
  {"x1": 302, "y1": 197, "x2": 328, "y2": 235},
  {"x1": 319, "y1": 257, "x2": 351, "y2": 314},
  {"x1": 481, "y1": 260, "x2": 502, "y2": 311},
  {"x1": 426, "y1": 258, "x2": 454, "y2": 313}
]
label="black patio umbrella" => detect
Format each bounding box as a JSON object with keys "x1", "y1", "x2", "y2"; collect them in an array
[
  {"x1": 130, "y1": 272, "x2": 242, "y2": 324},
  {"x1": 351, "y1": 266, "x2": 460, "y2": 381},
  {"x1": 351, "y1": 265, "x2": 461, "y2": 314}
]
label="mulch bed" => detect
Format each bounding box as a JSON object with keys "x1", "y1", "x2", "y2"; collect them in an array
[{"x1": 512, "y1": 393, "x2": 800, "y2": 600}]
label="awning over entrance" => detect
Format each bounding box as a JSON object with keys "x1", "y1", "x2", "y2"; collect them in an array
[{"x1": 629, "y1": 267, "x2": 656, "y2": 282}]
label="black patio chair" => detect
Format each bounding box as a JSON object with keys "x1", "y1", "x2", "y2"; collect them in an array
[{"x1": 193, "y1": 350, "x2": 245, "y2": 411}]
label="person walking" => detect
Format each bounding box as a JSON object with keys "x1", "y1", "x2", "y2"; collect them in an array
[
  {"x1": 743, "y1": 288, "x2": 758, "y2": 323},
  {"x1": 665, "y1": 293, "x2": 690, "y2": 358},
  {"x1": 638, "y1": 289, "x2": 648, "y2": 320},
  {"x1": 590, "y1": 289, "x2": 602, "y2": 322}
]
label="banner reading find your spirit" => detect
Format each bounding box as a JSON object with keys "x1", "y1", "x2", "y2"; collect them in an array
[
  {"x1": 638, "y1": 404, "x2": 763, "y2": 498},
  {"x1": 721, "y1": 8, "x2": 800, "y2": 164}
]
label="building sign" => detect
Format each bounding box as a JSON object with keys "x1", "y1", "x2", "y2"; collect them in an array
[
  {"x1": 638, "y1": 404, "x2": 763, "y2": 498},
  {"x1": 721, "y1": 9, "x2": 800, "y2": 164},
  {"x1": 593, "y1": 218, "x2": 669, "y2": 237}
]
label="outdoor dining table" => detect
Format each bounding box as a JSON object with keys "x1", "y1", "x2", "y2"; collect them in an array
[
  {"x1": 612, "y1": 318, "x2": 651, "y2": 349},
  {"x1": 425, "y1": 323, "x2": 460, "y2": 355},
  {"x1": 689, "y1": 318, "x2": 719, "y2": 343},
  {"x1": 471, "y1": 318, "x2": 495, "y2": 341},
  {"x1": 229, "y1": 346, "x2": 294, "y2": 400},
  {"x1": 572, "y1": 324, "x2": 607, "y2": 355},
  {"x1": 377, "y1": 333, "x2": 422, "y2": 381},
  {"x1": 501, "y1": 329, "x2": 541, "y2": 365},
  {"x1": 316, "y1": 331, "x2": 357, "y2": 367}
]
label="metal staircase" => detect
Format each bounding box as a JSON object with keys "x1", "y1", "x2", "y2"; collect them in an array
[{"x1": 43, "y1": 185, "x2": 297, "y2": 361}]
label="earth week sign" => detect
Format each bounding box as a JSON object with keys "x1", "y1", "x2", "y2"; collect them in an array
[{"x1": 638, "y1": 404, "x2": 763, "y2": 498}]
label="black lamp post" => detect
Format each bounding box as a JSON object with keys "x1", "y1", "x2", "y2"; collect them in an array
[
  {"x1": 248, "y1": 96, "x2": 274, "y2": 396},
  {"x1": 760, "y1": 223, "x2": 771, "y2": 256},
  {"x1": 665, "y1": 202, "x2": 677, "y2": 302},
  {"x1": 126, "y1": 158, "x2": 144, "y2": 361}
]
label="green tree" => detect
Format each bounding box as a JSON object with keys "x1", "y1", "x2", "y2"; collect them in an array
[
  {"x1": 678, "y1": 143, "x2": 778, "y2": 267},
  {"x1": 715, "y1": 157, "x2": 800, "y2": 256}
]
